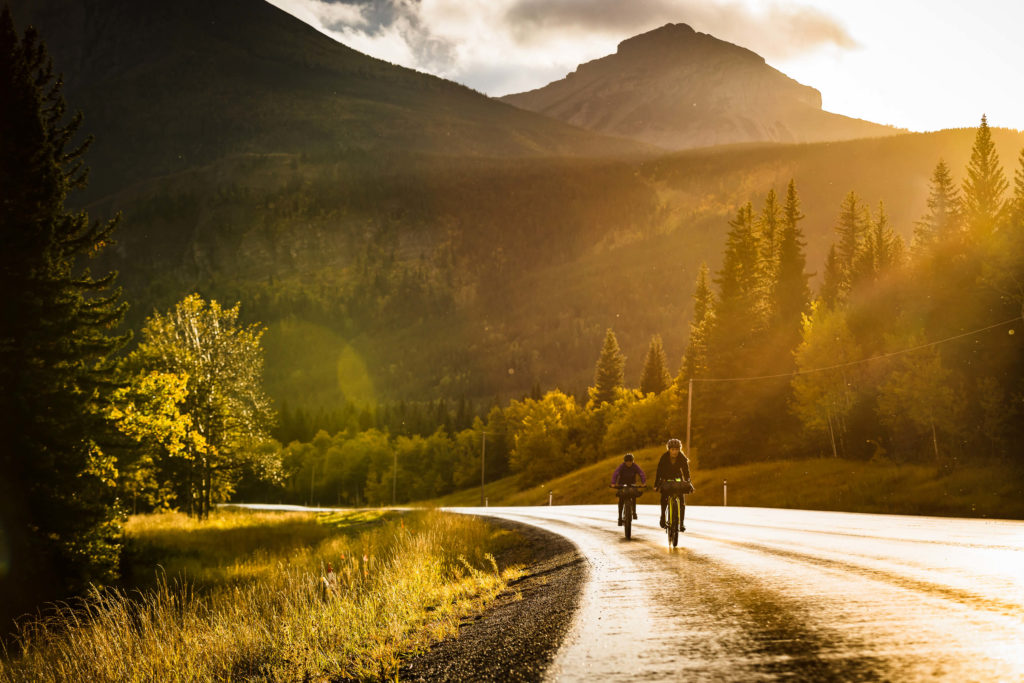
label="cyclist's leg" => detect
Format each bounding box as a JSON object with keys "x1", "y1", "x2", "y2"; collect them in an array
[
  {"x1": 659, "y1": 492, "x2": 669, "y2": 528},
  {"x1": 617, "y1": 496, "x2": 625, "y2": 524},
  {"x1": 680, "y1": 499, "x2": 686, "y2": 531}
]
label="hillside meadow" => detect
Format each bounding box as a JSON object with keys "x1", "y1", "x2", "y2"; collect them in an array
[{"x1": 429, "y1": 449, "x2": 1024, "y2": 520}]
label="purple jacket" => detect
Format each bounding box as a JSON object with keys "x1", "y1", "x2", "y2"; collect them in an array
[{"x1": 611, "y1": 462, "x2": 647, "y2": 486}]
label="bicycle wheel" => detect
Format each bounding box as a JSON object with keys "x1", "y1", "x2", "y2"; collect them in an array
[
  {"x1": 669, "y1": 498, "x2": 680, "y2": 548},
  {"x1": 623, "y1": 497, "x2": 632, "y2": 539},
  {"x1": 666, "y1": 497, "x2": 675, "y2": 548}
]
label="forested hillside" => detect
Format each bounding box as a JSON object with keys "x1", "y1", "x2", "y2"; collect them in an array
[
  {"x1": 256, "y1": 119, "x2": 1024, "y2": 508},
  {"x1": 88, "y1": 127, "x2": 1024, "y2": 411}
]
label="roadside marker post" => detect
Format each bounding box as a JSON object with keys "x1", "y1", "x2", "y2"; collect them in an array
[{"x1": 724, "y1": 480, "x2": 728, "y2": 506}]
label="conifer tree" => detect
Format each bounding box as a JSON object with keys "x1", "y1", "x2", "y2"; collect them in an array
[
  {"x1": 671, "y1": 265, "x2": 715, "y2": 436},
  {"x1": 715, "y1": 202, "x2": 761, "y2": 325},
  {"x1": 0, "y1": 8, "x2": 128, "y2": 621},
  {"x1": 1011, "y1": 148, "x2": 1024, "y2": 229},
  {"x1": 756, "y1": 188, "x2": 782, "y2": 313},
  {"x1": 913, "y1": 159, "x2": 961, "y2": 252},
  {"x1": 592, "y1": 328, "x2": 625, "y2": 405},
  {"x1": 819, "y1": 245, "x2": 842, "y2": 309},
  {"x1": 772, "y1": 180, "x2": 811, "y2": 353},
  {"x1": 853, "y1": 202, "x2": 904, "y2": 286},
  {"x1": 962, "y1": 115, "x2": 1008, "y2": 241},
  {"x1": 680, "y1": 263, "x2": 715, "y2": 383},
  {"x1": 640, "y1": 334, "x2": 671, "y2": 395},
  {"x1": 834, "y1": 190, "x2": 868, "y2": 294}
]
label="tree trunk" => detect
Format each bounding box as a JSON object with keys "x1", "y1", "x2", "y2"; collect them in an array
[{"x1": 827, "y1": 408, "x2": 839, "y2": 458}]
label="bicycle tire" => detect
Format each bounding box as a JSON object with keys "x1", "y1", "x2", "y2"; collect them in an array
[
  {"x1": 669, "y1": 497, "x2": 681, "y2": 548},
  {"x1": 624, "y1": 501, "x2": 632, "y2": 539}
]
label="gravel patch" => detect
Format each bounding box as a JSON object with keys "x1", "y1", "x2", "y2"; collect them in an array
[{"x1": 396, "y1": 516, "x2": 587, "y2": 682}]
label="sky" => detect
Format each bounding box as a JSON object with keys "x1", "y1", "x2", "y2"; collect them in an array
[{"x1": 266, "y1": 0, "x2": 1024, "y2": 133}]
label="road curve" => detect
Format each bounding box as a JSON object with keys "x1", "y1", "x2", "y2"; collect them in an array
[{"x1": 447, "y1": 504, "x2": 1024, "y2": 682}]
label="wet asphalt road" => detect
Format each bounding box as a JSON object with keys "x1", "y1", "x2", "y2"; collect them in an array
[{"x1": 447, "y1": 504, "x2": 1024, "y2": 682}]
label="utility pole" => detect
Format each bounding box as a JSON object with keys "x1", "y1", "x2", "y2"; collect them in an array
[
  {"x1": 480, "y1": 431, "x2": 488, "y2": 507},
  {"x1": 686, "y1": 378, "x2": 693, "y2": 456}
]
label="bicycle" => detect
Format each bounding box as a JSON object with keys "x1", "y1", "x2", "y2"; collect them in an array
[
  {"x1": 659, "y1": 478, "x2": 693, "y2": 548},
  {"x1": 610, "y1": 484, "x2": 645, "y2": 539}
]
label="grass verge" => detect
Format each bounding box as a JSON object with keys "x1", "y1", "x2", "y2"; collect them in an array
[
  {"x1": 429, "y1": 450, "x2": 1024, "y2": 519},
  {"x1": 0, "y1": 508, "x2": 523, "y2": 682}
]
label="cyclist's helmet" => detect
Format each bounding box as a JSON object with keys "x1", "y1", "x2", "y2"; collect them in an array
[
  {"x1": 666, "y1": 438, "x2": 683, "y2": 450},
  {"x1": 623, "y1": 453, "x2": 634, "y2": 462}
]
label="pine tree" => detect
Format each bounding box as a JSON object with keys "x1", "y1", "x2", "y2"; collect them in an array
[
  {"x1": 820, "y1": 245, "x2": 842, "y2": 309},
  {"x1": 0, "y1": 8, "x2": 128, "y2": 621},
  {"x1": 640, "y1": 334, "x2": 671, "y2": 395},
  {"x1": 834, "y1": 190, "x2": 868, "y2": 294},
  {"x1": 592, "y1": 328, "x2": 625, "y2": 405},
  {"x1": 913, "y1": 159, "x2": 961, "y2": 252},
  {"x1": 680, "y1": 263, "x2": 714, "y2": 382},
  {"x1": 711, "y1": 202, "x2": 763, "y2": 377},
  {"x1": 756, "y1": 188, "x2": 782, "y2": 313},
  {"x1": 772, "y1": 180, "x2": 811, "y2": 353},
  {"x1": 715, "y1": 202, "x2": 761, "y2": 323},
  {"x1": 1010, "y1": 148, "x2": 1024, "y2": 229},
  {"x1": 962, "y1": 115, "x2": 1008, "y2": 241},
  {"x1": 852, "y1": 202, "x2": 904, "y2": 286}
]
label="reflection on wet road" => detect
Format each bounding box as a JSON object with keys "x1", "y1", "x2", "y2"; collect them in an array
[{"x1": 448, "y1": 505, "x2": 1024, "y2": 682}]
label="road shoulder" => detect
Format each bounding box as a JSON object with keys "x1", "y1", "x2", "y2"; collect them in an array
[{"x1": 397, "y1": 516, "x2": 587, "y2": 682}]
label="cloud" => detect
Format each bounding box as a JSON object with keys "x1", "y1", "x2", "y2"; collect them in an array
[
  {"x1": 504, "y1": 0, "x2": 858, "y2": 58},
  {"x1": 266, "y1": 0, "x2": 858, "y2": 95}
]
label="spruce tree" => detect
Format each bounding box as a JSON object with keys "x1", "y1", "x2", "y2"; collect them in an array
[
  {"x1": 680, "y1": 263, "x2": 714, "y2": 384},
  {"x1": 0, "y1": 8, "x2": 128, "y2": 623},
  {"x1": 1011, "y1": 148, "x2": 1024, "y2": 229},
  {"x1": 962, "y1": 115, "x2": 1008, "y2": 241},
  {"x1": 772, "y1": 180, "x2": 811, "y2": 353},
  {"x1": 834, "y1": 190, "x2": 868, "y2": 295},
  {"x1": 592, "y1": 328, "x2": 625, "y2": 405},
  {"x1": 669, "y1": 265, "x2": 714, "y2": 437},
  {"x1": 715, "y1": 202, "x2": 761, "y2": 328},
  {"x1": 756, "y1": 188, "x2": 782, "y2": 313},
  {"x1": 913, "y1": 159, "x2": 961, "y2": 252},
  {"x1": 852, "y1": 202, "x2": 904, "y2": 286},
  {"x1": 820, "y1": 245, "x2": 842, "y2": 309},
  {"x1": 640, "y1": 334, "x2": 671, "y2": 395}
]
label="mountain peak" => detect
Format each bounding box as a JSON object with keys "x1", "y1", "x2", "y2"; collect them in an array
[
  {"x1": 502, "y1": 24, "x2": 895, "y2": 150},
  {"x1": 615, "y1": 22, "x2": 762, "y2": 65}
]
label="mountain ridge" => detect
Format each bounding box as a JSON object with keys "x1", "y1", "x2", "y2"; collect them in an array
[{"x1": 7, "y1": 0, "x2": 653, "y2": 201}]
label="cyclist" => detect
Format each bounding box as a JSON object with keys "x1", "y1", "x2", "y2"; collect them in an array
[
  {"x1": 654, "y1": 438, "x2": 692, "y2": 530},
  {"x1": 611, "y1": 453, "x2": 647, "y2": 526}
]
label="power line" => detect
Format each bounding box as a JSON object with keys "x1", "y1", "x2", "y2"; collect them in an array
[{"x1": 691, "y1": 315, "x2": 1022, "y2": 384}]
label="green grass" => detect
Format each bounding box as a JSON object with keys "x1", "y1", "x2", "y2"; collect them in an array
[
  {"x1": 429, "y1": 450, "x2": 1024, "y2": 519},
  {"x1": 0, "y1": 508, "x2": 523, "y2": 682}
]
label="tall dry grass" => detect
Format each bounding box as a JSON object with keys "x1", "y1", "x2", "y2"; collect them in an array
[{"x1": 0, "y1": 509, "x2": 521, "y2": 682}]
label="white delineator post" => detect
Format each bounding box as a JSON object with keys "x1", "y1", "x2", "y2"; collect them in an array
[{"x1": 724, "y1": 480, "x2": 728, "y2": 507}]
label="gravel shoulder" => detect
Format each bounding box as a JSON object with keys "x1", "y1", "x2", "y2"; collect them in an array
[{"x1": 397, "y1": 516, "x2": 587, "y2": 682}]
